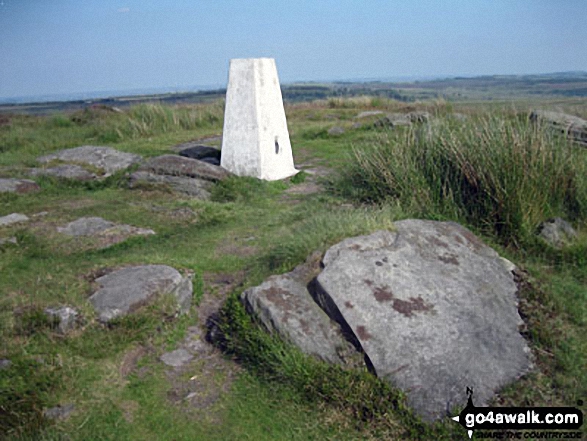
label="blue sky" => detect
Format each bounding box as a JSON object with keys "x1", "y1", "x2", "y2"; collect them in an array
[{"x1": 1, "y1": 0, "x2": 586, "y2": 100}]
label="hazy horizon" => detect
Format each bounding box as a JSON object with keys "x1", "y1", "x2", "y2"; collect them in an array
[{"x1": 1, "y1": 1, "x2": 586, "y2": 102}]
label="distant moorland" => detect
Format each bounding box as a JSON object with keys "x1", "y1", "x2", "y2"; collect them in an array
[{"x1": 1, "y1": 71, "x2": 586, "y2": 116}]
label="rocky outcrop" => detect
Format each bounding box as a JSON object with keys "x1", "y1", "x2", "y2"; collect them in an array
[
  {"x1": 89, "y1": 265, "x2": 192, "y2": 322},
  {"x1": 314, "y1": 220, "x2": 531, "y2": 421},
  {"x1": 0, "y1": 178, "x2": 41, "y2": 194},
  {"x1": 242, "y1": 220, "x2": 533, "y2": 422},
  {"x1": 37, "y1": 146, "x2": 142, "y2": 176},
  {"x1": 530, "y1": 110, "x2": 587, "y2": 147},
  {"x1": 44, "y1": 306, "x2": 79, "y2": 334}
]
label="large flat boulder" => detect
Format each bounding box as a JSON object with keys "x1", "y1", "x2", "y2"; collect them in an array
[
  {"x1": 89, "y1": 265, "x2": 192, "y2": 322},
  {"x1": 37, "y1": 146, "x2": 142, "y2": 176},
  {"x1": 314, "y1": 220, "x2": 532, "y2": 422},
  {"x1": 0, "y1": 178, "x2": 40, "y2": 194},
  {"x1": 138, "y1": 155, "x2": 230, "y2": 182}
]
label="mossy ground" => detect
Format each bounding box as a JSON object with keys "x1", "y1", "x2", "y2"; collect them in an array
[{"x1": 1, "y1": 98, "x2": 586, "y2": 440}]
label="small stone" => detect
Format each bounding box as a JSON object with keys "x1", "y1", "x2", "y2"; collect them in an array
[
  {"x1": 0, "y1": 178, "x2": 40, "y2": 194},
  {"x1": 160, "y1": 348, "x2": 193, "y2": 367},
  {"x1": 0, "y1": 359, "x2": 12, "y2": 370},
  {"x1": 44, "y1": 306, "x2": 79, "y2": 334},
  {"x1": 0, "y1": 237, "x2": 17, "y2": 245},
  {"x1": 538, "y1": 217, "x2": 578, "y2": 248},
  {"x1": 89, "y1": 265, "x2": 192, "y2": 322},
  {"x1": 0, "y1": 213, "x2": 29, "y2": 227},
  {"x1": 43, "y1": 403, "x2": 75, "y2": 421},
  {"x1": 328, "y1": 126, "x2": 345, "y2": 136}
]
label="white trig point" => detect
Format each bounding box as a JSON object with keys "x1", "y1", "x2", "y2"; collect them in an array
[{"x1": 220, "y1": 58, "x2": 298, "y2": 181}]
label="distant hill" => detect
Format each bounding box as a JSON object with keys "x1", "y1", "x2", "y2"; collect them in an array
[{"x1": 2, "y1": 71, "x2": 586, "y2": 115}]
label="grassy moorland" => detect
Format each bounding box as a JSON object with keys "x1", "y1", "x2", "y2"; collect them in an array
[{"x1": 0, "y1": 97, "x2": 586, "y2": 440}]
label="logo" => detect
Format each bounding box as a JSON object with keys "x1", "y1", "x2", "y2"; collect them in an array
[{"x1": 451, "y1": 387, "x2": 583, "y2": 439}]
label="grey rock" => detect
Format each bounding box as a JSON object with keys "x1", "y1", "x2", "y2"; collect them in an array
[
  {"x1": 199, "y1": 156, "x2": 221, "y2": 166},
  {"x1": 129, "y1": 171, "x2": 212, "y2": 199},
  {"x1": 0, "y1": 359, "x2": 11, "y2": 370},
  {"x1": 89, "y1": 265, "x2": 192, "y2": 322},
  {"x1": 57, "y1": 216, "x2": 154, "y2": 239},
  {"x1": 37, "y1": 146, "x2": 142, "y2": 176},
  {"x1": 138, "y1": 155, "x2": 230, "y2": 182},
  {"x1": 356, "y1": 111, "x2": 385, "y2": 119},
  {"x1": 0, "y1": 213, "x2": 29, "y2": 227},
  {"x1": 44, "y1": 306, "x2": 79, "y2": 334},
  {"x1": 30, "y1": 164, "x2": 96, "y2": 181},
  {"x1": 538, "y1": 217, "x2": 578, "y2": 248},
  {"x1": 160, "y1": 348, "x2": 194, "y2": 367},
  {"x1": 241, "y1": 259, "x2": 361, "y2": 366},
  {"x1": 0, "y1": 236, "x2": 17, "y2": 245},
  {"x1": 315, "y1": 220, "x2": 532, "y2": 422},
  {"x1": 178, "y1": 145, "x2": 221, "y2": 161},
  {"x1": 43, "y1": 403, "x2": 75, "y2": 421},
  {"x1": 407, "y1": 111, "x2": 431, "y2": 123},
  {"x1": 374, "y1": 113, "x2": 411, "y2": 128},
  {"x1": 351, "y1": 122, "x2": 363, "y2": 129},
  {"x1": 0, "y1": 178, "x2": 41, "y2": 194},
  {"x1": 57, "y1": 217, "x2": 115, "y2": 236},
  {"x1": 328, "y1": 126, "x2": 345, "y2": 136},
  {"x1": 530, "y1": 110, "x2": 587, "y2": 147}
]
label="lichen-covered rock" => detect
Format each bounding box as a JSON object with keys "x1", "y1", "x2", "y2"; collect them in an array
[
  {"x1": 315, "y1": 220, "x2": 532, "y2": 422},
  {"x1": 89, "y1": 265, "x2": 192, "y2": 322}
]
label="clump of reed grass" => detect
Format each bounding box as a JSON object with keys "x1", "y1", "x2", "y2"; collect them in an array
[{"x1": 333, "y1": 112, "x2": 587, "y2": 245}]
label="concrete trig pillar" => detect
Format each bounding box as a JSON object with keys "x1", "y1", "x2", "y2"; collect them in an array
[{"x1": 220, "y1": 58, "x2": 299, "y2": 181}]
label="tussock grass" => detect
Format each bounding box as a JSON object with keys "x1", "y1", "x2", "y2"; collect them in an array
[
  {"x1": 0, "y1": 102, "x2": 224, "y2": 165},
  {"x1": 333, "y1": 113, "x2": 587, "y2": 245}
]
